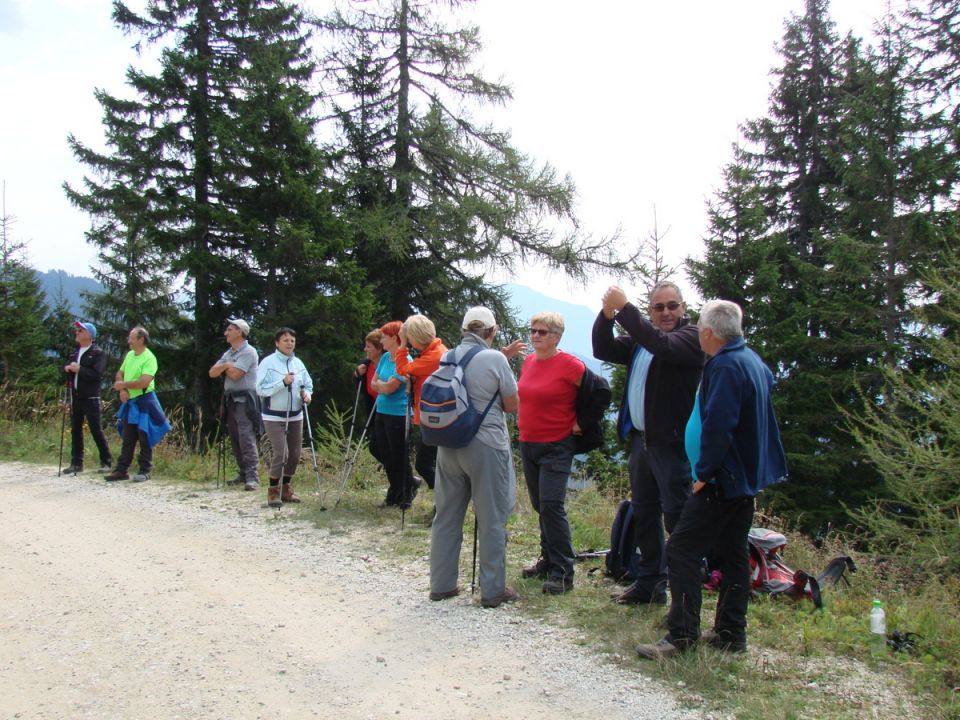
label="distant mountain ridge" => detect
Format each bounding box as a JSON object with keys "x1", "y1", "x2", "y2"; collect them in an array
[
  {"x1": 503, "y1": 282, "x2": 606, "y2": 377},
  {"x1": 34, "y1": 269, "x2": 607, "y2": 375},
  {"x1": 37, "y1": 270, "x2": 104, "y2": 317}
]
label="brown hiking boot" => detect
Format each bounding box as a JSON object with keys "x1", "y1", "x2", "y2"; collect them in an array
[
  {"x1": 521, "y1": 557, "x2": 549, "y2": 580},
  {"x1": 481, "y1": 586, "x2": 519, "y2": 609},
  {"x1": 281, "y1": 483, "x2": 301, "y2": 503},
  {"x1": 267, "y1": 485, "x2": 282, "y2": 508}
]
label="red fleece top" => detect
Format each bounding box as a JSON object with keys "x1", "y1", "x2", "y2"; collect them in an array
[{"x1": 517, "y1": 350, "x2": 583, "y2": 443}]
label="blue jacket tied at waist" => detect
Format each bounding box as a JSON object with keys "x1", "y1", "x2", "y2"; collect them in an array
[{"x1": 116, "y1": 392, "x2": 171, "y2": 448}]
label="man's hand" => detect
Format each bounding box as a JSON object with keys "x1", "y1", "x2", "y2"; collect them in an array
[
  {"x1": 501, "y1": 339, "x2": 527, "y2": 359},
  {"x1": 65, "y1": 362, "x2": 80, "y2": 374},
  {"x1": 301, "y1": 390, "x2": 312, "y2": 404},
  {"x1": 603, "y1": 286, "x2": 629, "y2": 316},
  {"x1": 118, "y1": 389, "x2": 130, "y2": 403},
  {"x1": 283, "y1": 372, "x2": 295, "y2": 386}
]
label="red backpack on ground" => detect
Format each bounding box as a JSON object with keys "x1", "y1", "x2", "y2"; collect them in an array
[{"x1": 703, "y1": 528, "x2": 855, "y2": 608}]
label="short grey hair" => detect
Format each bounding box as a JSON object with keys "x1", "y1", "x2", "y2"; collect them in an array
[
  {"x1": 648, "y1": 281, "x2": 684, "y2": 304},
  {"x1": 699, "y1": 300, "x2": 743, "y2": 340},
  {"x1": 131, "y1": 325, "x2": 150, "y2": 345},
  {"x1": 529, "y1": 311, "x2": 564, "y2": 335}
]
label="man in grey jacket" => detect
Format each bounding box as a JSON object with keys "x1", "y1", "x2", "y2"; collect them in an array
[{"x1": 209, "y1": 319, "x2": 261, "y2": 491}]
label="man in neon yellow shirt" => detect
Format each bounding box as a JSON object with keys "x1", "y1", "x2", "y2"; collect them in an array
[{"x1": 105, "y1": 326, "x2": 159, "y2": 482}]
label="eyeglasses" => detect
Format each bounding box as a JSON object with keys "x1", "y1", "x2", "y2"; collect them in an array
[
  {"x1": 650, "y1": 301, "x2": 682, "y2": 313},
  {"x1": 528, "y1": 328, "x2": 555, "y2": 336}
]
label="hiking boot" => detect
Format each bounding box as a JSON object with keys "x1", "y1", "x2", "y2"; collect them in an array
[
  {"x1": 700, "y1": 629, "x2": 747, "y2": 653},
  {"x1": 267, "y1": 486, "x2": 282, "y2": 508},
  {"x1": 429, "y1": 587, "x2": 460, "y2": 602},
  {"x1": 62, "y1": 465, "x2": 83, "y2": 476},
  {"x1": 481, "y1": 586, "x2": 519, "y2": 609},
  {"x1": 542, "y1": 576, "x2": 574, "y2": 595},
  {"x1": 613, "y1": 580, "x2": 668, "y2": 605},
  {"x1": 521, "y1": 557, "x2": 549, "y2": 580},
  {"x1": 281, "y1": 484, "x2": 301, "y2": 504},
  {"x1": 132, "y1": 472, "x2": 150, "y2": 482},
  {"x1": 104, "y1": 470, "x2": 129, "y2": 482},
  {"x1": 226, "y1": 475, "x2": 244, "y2": 486},
  {"x1": 97, "y1": 464, "x2": 112, "y2": 474},
  {"x1": 244, "y1": 480, "x2": 259, "y2": 491},
  {"x1": 636, "y1": 637, "x2": 683, "y2": 660}
]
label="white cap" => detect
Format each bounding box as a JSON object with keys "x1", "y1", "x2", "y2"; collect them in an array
[
  {"x1": 461, "y1": 306, "x2": 496, "y2": 330},
  {"x1": 227, "y1": 318, "x2": 250, "y2": 337}
]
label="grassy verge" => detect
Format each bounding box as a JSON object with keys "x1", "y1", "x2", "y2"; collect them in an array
[{"x1": 5, "y1": 402, "x2": 957, "y2": 719}]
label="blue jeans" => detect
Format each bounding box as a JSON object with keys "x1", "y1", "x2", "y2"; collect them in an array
[
  {"x1": 520, "y1": 436, "x2": 576, "y2": 581},
  {"x1": 666, "y1": 485, "x2": 754, "y2": 647}
]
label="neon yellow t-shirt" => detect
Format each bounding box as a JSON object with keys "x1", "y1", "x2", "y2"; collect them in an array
[{"x1": 119, "y1": 348, "x2": 158, "y2": 398}]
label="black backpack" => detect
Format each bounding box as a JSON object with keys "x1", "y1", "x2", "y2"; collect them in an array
[{"x1": 605, "y1": 500, "x2": 641, "y2": 581}]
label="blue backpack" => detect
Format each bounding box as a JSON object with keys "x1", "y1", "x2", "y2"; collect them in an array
[{"x1": 419, "y1": 345, "x2": 500, "y2": 448}]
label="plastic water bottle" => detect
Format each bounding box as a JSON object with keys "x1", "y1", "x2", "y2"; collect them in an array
[{"x1": 869, "y1": 599, "x2": 886, "y2": 655}]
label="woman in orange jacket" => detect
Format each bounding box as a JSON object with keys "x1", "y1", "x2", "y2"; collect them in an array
[{"x1": 394, "y1": 314, "x2": 448, "y2": 493}]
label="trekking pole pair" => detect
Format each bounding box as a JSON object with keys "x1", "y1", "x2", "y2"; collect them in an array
[{"x1": 334, "y1": 409, "x2": 375, "y2": 508}]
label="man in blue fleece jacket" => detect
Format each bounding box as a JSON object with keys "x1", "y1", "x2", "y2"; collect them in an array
[{"x1": 637, "y1": 299, "x2": 787, "y2": 659}]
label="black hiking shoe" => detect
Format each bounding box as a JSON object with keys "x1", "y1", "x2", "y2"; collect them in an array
[
  {"x1": 700, "y1": 629, "x2": 747, "y2": 653},
  {"x1": 62, "y1": 465, "x2": 83, "y2": 476},
  {"x1": 542, "y1": 576, "x2": 574, "y2": 594},
  {"x1": 521, "y1": 557, "x2": 549, "y2": 580},
  {"x1": 104, "y1": 470, "x2": 129, "y2": 482}
]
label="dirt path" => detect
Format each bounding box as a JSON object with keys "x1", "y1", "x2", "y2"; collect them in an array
[{"x1": 0, "y1": 464, "x2": 690, "y2": 720}]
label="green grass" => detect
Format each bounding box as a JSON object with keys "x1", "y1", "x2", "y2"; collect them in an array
[{"x1": 5, "y1": 400, "x2": 958, "y2": 719}]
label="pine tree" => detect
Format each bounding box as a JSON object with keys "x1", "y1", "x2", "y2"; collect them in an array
[{"x1": 319, "y1": 0, "x2": 632, "y2": 333}]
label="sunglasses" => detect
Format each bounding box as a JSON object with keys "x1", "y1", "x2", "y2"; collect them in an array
[
  {"x1": 650, "y1": 301, "x2": 682, "y2": 312},
  {"x1": 528, "y1": 328, "x2": 555, "y2": 336}
]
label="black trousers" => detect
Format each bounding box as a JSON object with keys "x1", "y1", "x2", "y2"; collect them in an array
[
  {"x1": 70, "y1": 397, "x2": 113, "y2": 468},
  {"x1": 665, "y1": 485, "x2": 754, "y2": 647},
  {"x1": 520, "y1": 436, "x2": 577, "y2": 581},
  {"x1": 116, "y1": 420, "x2": 153, "y2": 475},
  {"x1": 413, "y1": 429, "x2": 438, "y2": 490},
  {"x1": 374, "y1": 412, "x2": 413, "y2": 505}
]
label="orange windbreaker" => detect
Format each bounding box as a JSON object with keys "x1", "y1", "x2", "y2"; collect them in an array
[{"x1": 392, "y1": 337, "x2": 447, "y2": 425}]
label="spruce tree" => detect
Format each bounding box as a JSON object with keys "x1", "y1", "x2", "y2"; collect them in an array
[
  {"x1": 689, "y1": 0, "x2": 905, "y2": 530},
  {"x1": 66, "y1": 0, "x2": 360, "y2": 417},
  {"x1": 0, "y1": 206, "x2": 56, "y2": 388}
]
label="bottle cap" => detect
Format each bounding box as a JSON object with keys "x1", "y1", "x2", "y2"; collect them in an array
[{"x1": 872, "y1": 599, "x2": 882, "y2": 607}]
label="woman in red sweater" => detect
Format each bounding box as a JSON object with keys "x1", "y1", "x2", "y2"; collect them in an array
[{"x1": 517, "y1": 311, "x2": 584, "y2": 595}]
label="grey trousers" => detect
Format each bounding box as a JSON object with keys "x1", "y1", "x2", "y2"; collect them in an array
[
  {"x1": 263, "y1": 418, "x2": 303, "y2": 479},
  {"x1": 228, "y1": 397, "x2": 260, "y2": 483},
  {"x1": 430, "y1": 440, "x2": 516, "y2": 600}
]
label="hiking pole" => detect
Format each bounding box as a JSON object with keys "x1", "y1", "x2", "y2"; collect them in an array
[
  {"x1": 302, "y1": 400, "x2": 326, "y2": 510},
  {"x1": 57, "y1": 383, "x2": 70, "y2": 477},
  {"x1": 344, "y1": 378, "x2": 362, "y2": 453},
  {"x1": 401, "y1": 382, "x2": 413, "y2": 531},
  {"x1": 334, "y1": 409, "x2": 375, "y2": 508},
  {"x1": 470, "y1": 513, "x2": 478, "y2": 595},
  {"x1": 274, "y1": 358, "x2": 293, "y2": 511},
  {"x1": 216, "y1": 385, "x2": 226, "y2": 488}
]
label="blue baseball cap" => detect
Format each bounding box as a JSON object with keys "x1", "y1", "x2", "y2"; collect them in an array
[{"x1": 74, "y1": 321, "x2": 97, "y2": 339}]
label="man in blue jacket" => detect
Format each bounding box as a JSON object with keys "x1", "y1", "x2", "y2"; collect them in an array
[
  {"x1": 592, "y1": 281, "x2": 703, "y2": 603},
  {"x1": 637, "y1": 299, "x2": 787, "y2": 659}
]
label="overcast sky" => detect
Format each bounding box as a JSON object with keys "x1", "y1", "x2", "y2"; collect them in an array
[{"x1": 1, "y1": 0, "x2": 888, "y2": 311}]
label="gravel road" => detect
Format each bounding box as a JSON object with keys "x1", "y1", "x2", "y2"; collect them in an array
[{"x1": 0, "y1": 463, "x2": 694, "y2": 720}]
